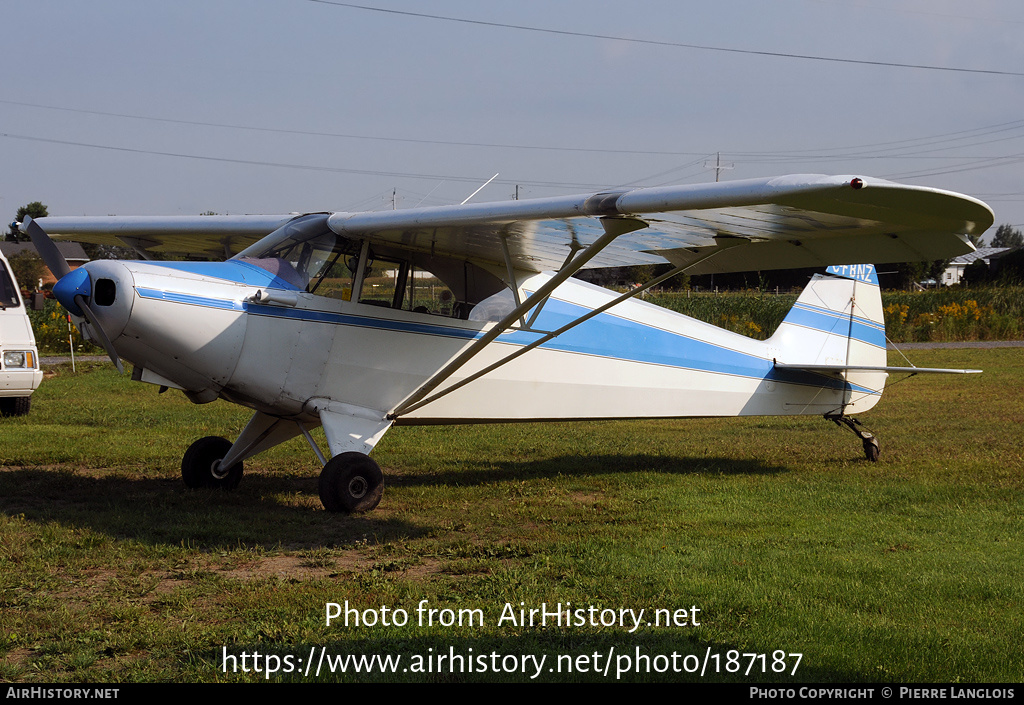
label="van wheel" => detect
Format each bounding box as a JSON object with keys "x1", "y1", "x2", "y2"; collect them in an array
[{"x1": 0, "y1": 397, "x2": 30, "y2": 417}]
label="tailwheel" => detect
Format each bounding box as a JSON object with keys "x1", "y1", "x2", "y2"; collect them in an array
[
  {"x1": 862, "y1": 434, "x2": 880, "y2": 462},
  {"x1": 827, "y1": 414, "x2": 881, "y2": 462},
  {"x1": 318, "y1": 452, "x2": 383, "y2": 513},
  {"x1": 181, "y1": 436, "x2": 244, "y2": 489}
]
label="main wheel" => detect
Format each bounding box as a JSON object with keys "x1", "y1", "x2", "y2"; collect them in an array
[
  {"x1": 181, "y1": 436, "x2": 243, "y2": 489},
  {"x1": 318, "y1": 452, "x2": 383, "y2": 513}
]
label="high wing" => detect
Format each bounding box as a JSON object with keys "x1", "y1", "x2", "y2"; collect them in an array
[
  {"x1": 33, "y1": 174, "x2": 993, "y2": 272},
  {"x1": 29, "y1": 214, "x2": 297, "y2": 260}
]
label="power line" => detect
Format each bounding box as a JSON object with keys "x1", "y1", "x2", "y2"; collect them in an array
[
  {"x1": 0, "y1": 99, "x2": 706, "y2": 158},
  {"x1": 306, "y1": 0, "x2": 1024, "y2": 77},
  {"x1": 731, "y1": 120, "x2": 1024, "y2": 161},
  {"x1": 882, "y1": 153, "x2": 1024, "y2": 180},
  {"x1": 806, "y1": 0, "x2": 1024, "y2": 26},
  {"x1": 0, "y1": 131, "x2": 607, "y2": 191},
  {"x1": 7, "y1": 99, "x2": 1024, "y2": 166}
]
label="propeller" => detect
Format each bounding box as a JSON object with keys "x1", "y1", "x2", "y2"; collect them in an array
[{"x1": 22, "y1": 217, "x2": 125, "y2": 373}]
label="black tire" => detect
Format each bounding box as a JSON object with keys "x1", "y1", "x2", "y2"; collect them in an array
[
  {"x1": 318, "y1": 452, "x2": 383, "y2": 513},
  {"x1": 181, "y1": 436, "x2": 243, "y2": 489},
  {"x1": 862, "y1": 436, "x2": 880, "y2": 462},
  {"x1": 0, "y1": 397, "x2": 30, "y2": 417}
]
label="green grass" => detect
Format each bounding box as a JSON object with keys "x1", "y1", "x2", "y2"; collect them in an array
[{"x1": 1, "y1": 350, "x2": 1022, "y2": 682}]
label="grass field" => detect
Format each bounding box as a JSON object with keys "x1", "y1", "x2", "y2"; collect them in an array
[{"x1": 1, "y1": 349, "x2": 1022, "y2": 683}]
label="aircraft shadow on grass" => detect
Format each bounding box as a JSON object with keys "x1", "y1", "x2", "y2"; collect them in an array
[
  {"x1": 392, "y1": 452, "x2": 788, "y2": 488},
  {"x1": 0, "y1": 453, "x2": 785, "y2": 548}
]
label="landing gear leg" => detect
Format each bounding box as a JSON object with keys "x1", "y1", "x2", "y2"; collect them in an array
[
  {"x1": 318, "y1": 452, "x2": 384, "y2": 513},
  {"x1": 827, "y1": 414, "x2": 880, "y2": 462}
]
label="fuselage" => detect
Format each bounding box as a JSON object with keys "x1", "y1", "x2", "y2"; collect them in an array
[{"x1": 67, "y1": 259, "x2": 882, "y2": 426}]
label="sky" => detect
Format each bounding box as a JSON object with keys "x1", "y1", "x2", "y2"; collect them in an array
[{"x1": 2, "y1": 0, "x2": 1023, "y2": 242}]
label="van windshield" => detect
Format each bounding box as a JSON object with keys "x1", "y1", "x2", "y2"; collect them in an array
[{"x1": 0, "y1": 261, "x2": 22, "y2": 309}]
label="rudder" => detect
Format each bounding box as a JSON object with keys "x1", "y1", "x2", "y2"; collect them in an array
[{"x1": 768, "y1": 264, "x2": 887, "y2": 412}]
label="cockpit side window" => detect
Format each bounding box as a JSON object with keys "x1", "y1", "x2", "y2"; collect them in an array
[
  {"x1": 357, "y1": 259, "x2": 458, "y2": 316},
  {"x1": 236, "y1": 216, "x2": 511, "y2": 316},
  {"x1": 308, "y1": 243, "x2": 360, "y2": 301}
]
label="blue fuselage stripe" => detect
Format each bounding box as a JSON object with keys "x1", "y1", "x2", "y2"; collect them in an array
[
  {"x1": 136, "y1": 287, "x2": 244, "y2": 311},
  {"x1": 784, "y1": 303, "x2": 886, "y2": 349},
  {"x1": 138, "y1": 260, "x2": 303, "y2": 291}
]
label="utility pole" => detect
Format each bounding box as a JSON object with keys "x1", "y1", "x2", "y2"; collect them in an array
[{"x1": 704, "y1": 152, "x2": 734, "y2": 182}]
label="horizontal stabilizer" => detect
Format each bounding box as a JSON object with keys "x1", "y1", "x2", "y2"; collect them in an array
[{"x1": 774, "y1": 363, "x2": 981, "y2": 375}]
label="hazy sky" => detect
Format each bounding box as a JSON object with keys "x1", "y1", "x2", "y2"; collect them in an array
[{"x1": 3, "y1": 1, "x2": 1023, "y2": 241}]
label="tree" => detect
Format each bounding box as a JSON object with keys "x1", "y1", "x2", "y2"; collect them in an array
[
  {"x1": 962, "y1": 257, "x2": 991, "y2": 286},
  {"x1": 7, "y1": 202, "x2": 49, "y2": 241},
  {"x1": 7, "y1": 250, "x2": 46, "y2": 290},
  {"x1": 990, "y1": 224, "x2": 1023, "y2": 248},
  {"x1": 891, "y1": 261, "x2": 927, "y2": 290},
  {"x1": 926, "y1": 258, "x2": 950, "y2": 285},
  {"x1": 80, "y1": 242, "x2": 139, "y2": 261}
]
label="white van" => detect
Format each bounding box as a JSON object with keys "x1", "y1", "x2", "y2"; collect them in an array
[{"x1": 0, "y1": 249, "x2": 42, "y2": 416}]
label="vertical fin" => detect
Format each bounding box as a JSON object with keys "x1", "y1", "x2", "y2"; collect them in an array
[{"x1": 769, "y1": 264, "x2": 886, "y2": 412}]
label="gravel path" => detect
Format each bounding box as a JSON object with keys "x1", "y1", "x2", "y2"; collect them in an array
[
  {"x1": 886, "y1": 341, "x2": 1024, "y2": 350},
  {"x1": 40, "y1": 355, "x2": 112, "y2": 366}
]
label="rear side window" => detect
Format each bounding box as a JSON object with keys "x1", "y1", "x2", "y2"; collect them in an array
[{"x1": 0, "y1": 261, "x2": 22, "y2": 309}]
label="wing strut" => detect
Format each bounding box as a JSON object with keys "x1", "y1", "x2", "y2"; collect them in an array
[
  {"x1": 499, "y1": 233, "x2": 528, "y2": 329},
  {"x1": 523, "y1": 236, "x2": 585, "y2": 331},
  {"x1": 389, "y1": 241, "x2": 739, "y2": 419}
]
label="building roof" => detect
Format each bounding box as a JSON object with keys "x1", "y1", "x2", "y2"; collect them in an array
[
  {"x1": 949, "y1": 247, "x2": 1011, "y2": 265},
  {"x1": 0, "y1": 240, "x2": 89, "y2": 262}
]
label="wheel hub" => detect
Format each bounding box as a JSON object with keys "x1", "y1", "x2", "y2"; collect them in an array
[
  {"x1": 348, "y1": 476, "x2": 368, "y2": 499},
  {"x1": 210, "y1": 459, "x2": 230, "y2": 480}
]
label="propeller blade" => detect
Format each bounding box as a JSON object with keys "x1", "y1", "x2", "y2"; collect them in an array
[
  {"x1": 21, "y1": 217, "x2": 125, "y2": 374},
  {"x1": 22, "y1": 217, "x2": 71, "y2": 280},
  {"x1": 74, "y1": 294, "x2": 125, "y2": 374}
]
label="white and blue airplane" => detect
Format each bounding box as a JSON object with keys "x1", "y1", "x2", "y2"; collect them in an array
[{"x1": 22, "y1": 174, "x2": 992, "y2": 513}]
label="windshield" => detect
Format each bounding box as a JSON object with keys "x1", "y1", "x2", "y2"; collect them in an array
[
  {"x1": 239, "y1": 231, "x2": 342, "y2": 289},
  {"x1": 234, "y1": 214, "x2": 348, "y2": 289},
  {"x1": 0, "y1": 260, "x2": 21, "y2": 309}
]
